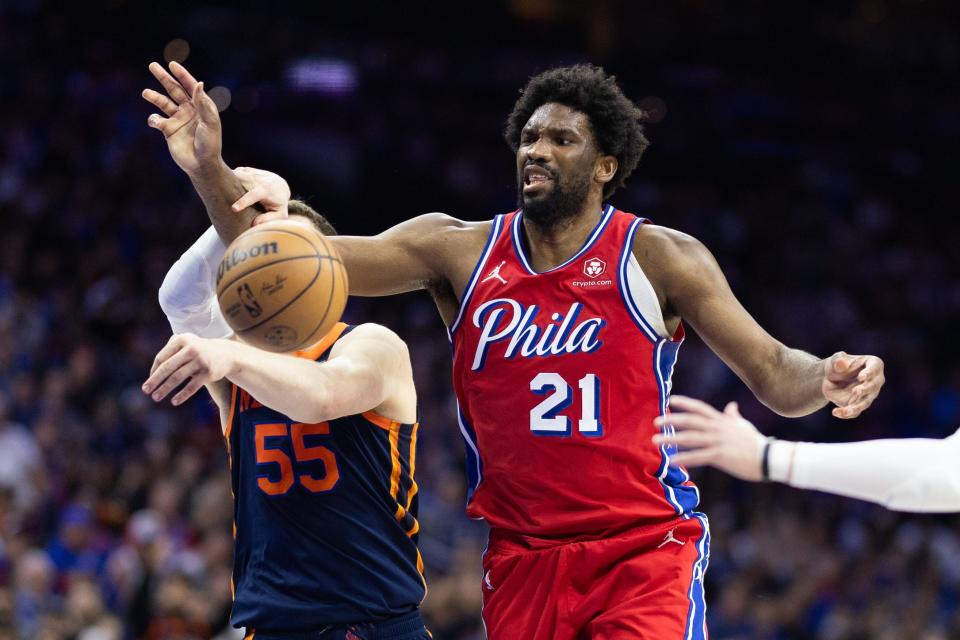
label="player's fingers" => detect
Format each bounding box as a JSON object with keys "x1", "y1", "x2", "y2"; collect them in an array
[
  {"x1": 669, "y1": 449, "x2": 717, "y2": 469},
  {"x1": 835, "y1": 395, "x2": 876, "y2": 420},
  {"x1": 232, "y1": 185, "x2": 267, "y2": 212},
  {"x1": 169, "y1": 61, "x2": 200, "y2": 95},
  {"x1": 171, "y1": 377, "x2": 206, "y2": 406},
  {"x1": 149, "y1": 361, "x2": 201, "y2": 402},
  {"x1": 252, "y1": 212, "x2": 287, "y2": 226},
  {"x1": 723, "y1": 401, "x2": 741, "y2": 418},
  {"x1": 654, "y1": 412, "x2": 716, "y2": 432},
  {"x1": 832, "y1": 351, "x2": 850, "y2": 373},
  {"x1": 149, "y1": 61, "x2": 190, "y2": 104},
  {"x1": 857, "y1": 357, "x2": 884, "y2": 381},
  {"x1": 667, "y1": 395, "x2": 724, "y2": 418},
  {"x1": 144, "y1": 354, "x2": 186, "y2": 397},
  {"x1": 654, "y1": 431, "x2": 715, "y2": 449},
  {"x1": 146, "y1": 113, "x2": 170, "y2": 132},
  {"x1": 193, "y1": 82, "x2": 221, "y2": 124},
  {"x1": 142, "y1": 89, "x2": 178, "y2": 116},
  {"x1": 148, "y1": 337, "x2": 186, "y2": 378}
]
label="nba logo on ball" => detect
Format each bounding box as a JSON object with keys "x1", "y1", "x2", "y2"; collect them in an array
[{"x1": 583, "y1": 257, "x2": 606, "y2": 279}]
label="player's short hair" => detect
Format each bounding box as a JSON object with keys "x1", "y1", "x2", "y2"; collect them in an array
[
  {"x1": 289, "y1": 199, "x2": 337, "y2": 236},
  {"x1": 504, "y1": 64, "x2": 650, "y2": 198}
]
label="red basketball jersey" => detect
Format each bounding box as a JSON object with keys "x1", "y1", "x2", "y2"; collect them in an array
[{"x1": 449, "y1": 206, "x2": 700, "y2": 538}]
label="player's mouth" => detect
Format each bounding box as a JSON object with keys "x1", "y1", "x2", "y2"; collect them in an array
[{"x1": 523, "y1": 165, "x2": 554, "y2": 194}]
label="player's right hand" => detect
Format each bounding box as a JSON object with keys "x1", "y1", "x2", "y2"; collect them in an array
[
  {"x1": 231, "y1": 167, "x2": 292, "y2": 225},
  {"x1": 653, "y1": 395, "x2": 766, "y2": 482},
  {"x1": 143, "y1": 334, "x2": 236, "y2": 406},
  {"x1": 142, "y1": 61, "x2": 222, "y2": 175}
]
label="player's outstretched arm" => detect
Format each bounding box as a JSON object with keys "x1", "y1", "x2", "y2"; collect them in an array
[
  {"x1": 227, "y1": 166, "x2": 474, "y2": 297},
  {"x1": 143, "y1": 61, "x2": 259, "y2": 241},
  {"x1": 143, "y1": 60, "x2": 465, "y2": 298},
  {"x1": 142, "y1": 324, "x2": 414, "y2": 425},
  {"x1": 639, "y1": 226, "x2": 884, "y2": 418},
  {"x1": 655, "y1": 395, "x2": 960, "y2": 513}
]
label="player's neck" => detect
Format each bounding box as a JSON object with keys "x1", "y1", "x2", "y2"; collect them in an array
[{"x1": 521, "y1": 201, "x2": 605, "y2": 272}]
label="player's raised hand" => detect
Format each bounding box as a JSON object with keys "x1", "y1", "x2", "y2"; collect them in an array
[
  {"x1": 822, "y1": 352, "x2": 885, "y2": 419},
  {"x1": 232, "y1": 167, "x2": 291, "y2": 225},
  {"x1": 142, "y1": 61, "x2": 222, "y2": 175},
  {"x1": 143, "y1": 334, "x2": 236, "y2": 406},
  {"x1": 653, "y1": 395, "x2": 766, "y2": 481}
]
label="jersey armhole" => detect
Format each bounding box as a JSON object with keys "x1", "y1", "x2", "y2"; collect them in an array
[
  {"x1": 223, "y1": 383, "x2": 239, "y2": 450},
  {"x1": 618, "y1": 218, "x2": 673, "y2": 343}
]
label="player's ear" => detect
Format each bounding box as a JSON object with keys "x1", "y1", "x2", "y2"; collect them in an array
[{"x1": 595, "y1": 154, "x2": 617, "y2": 186}]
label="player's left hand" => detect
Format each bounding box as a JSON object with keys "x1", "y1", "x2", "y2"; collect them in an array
[
  {"x1": 142, "y1": 61, "x2": 222, "y2": 176},
  {"x1": 822, "y1": 352, "x2": 885, "y2": 419},
  {"x1": 143, "y1": 334, "x2": 236, "y2": 406},
  {"x1": 653, "y1": 395, "x2": 766, "y2": 481},
  {"x1": 231, "y1": 166, "x2": 291, "y2": 226}
]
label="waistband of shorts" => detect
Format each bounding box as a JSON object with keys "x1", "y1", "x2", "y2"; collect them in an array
[
  {"x1": 487, "y1": 513, "x2": 708, "y2": 554},
  {"x1": 250, "y1": 609, "x2": 425, "y2": 639}
]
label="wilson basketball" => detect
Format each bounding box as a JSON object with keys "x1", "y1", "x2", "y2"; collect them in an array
[{"x1": 216, "y1": 219, "x2": 348, "y2": 352}]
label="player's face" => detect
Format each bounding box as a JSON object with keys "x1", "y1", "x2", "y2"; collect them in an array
[{"x1": 517, "y1": 103, "x2": 598, "y2": 225}]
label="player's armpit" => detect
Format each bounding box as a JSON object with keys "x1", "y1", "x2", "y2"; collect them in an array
[
  {"x1": 635, "y1": 225, "x2": 825, "y2": 417},
  {"x1": 327, "y1": 213, "x2": 474, "y2": 297},
  {"x1": 204, "y1": 379, "x2": 233, "y2": 433}
]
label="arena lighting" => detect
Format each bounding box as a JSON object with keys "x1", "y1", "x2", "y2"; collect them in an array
[
  {"x1": 163, "y1": 38, "x2": 190, "y2": 63},
  {"x1": 285, "y1": 57, "x2": 358, "y2": 96},
  {"x1": 207, "y1": 86, "x2": 232, "y2": 112}
]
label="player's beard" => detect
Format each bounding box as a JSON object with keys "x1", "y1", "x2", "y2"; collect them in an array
[{"x1": 518, "y1": 166, "x2": 593, "y2": 229}]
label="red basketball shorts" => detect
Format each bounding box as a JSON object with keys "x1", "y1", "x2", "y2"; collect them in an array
[{"x1": 480, "y1": 514, "x2": 710, "y2": 640}]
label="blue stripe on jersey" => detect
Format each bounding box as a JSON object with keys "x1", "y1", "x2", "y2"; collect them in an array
[
  {"x1": 512, "y1": 205, "x2": 614, "y2": 275},
  {"x1": 456, "y1": 405, "x2": 484, "y2": 506},
  {"x1": 449, "y1": 215, "x2": 505, "y2": 336},
  {"x1": 655, "y1": 340, "x2": 701, "y2": 514},
  {"x1": 682, "y1": 514, "x2": 711, "y2": 640}
]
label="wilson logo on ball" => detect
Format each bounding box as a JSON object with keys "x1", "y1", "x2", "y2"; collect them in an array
[
  {"x1": 583, "y1": 257, "x2": 606, "y2": 279},
  {"x1": 217, "y1": 241, "x2": 280, "y2": 284}
]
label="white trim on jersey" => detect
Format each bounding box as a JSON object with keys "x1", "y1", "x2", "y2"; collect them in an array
[
  {"x1": 626, "y1": 253, "x2": 669, "y2": 337},
  {"x1": 448, "y1": 215, "x2": 505, "y2": 336},
  {"x1": 512, "y1": 205, "x2": 614, "y2": 275},
  {"x1": 618, "y1": 217, "x2": 666, "y2": 343}
]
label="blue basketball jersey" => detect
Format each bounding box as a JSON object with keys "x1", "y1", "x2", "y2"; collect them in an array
[{"x1": 225, "y1": 323, "x2": 425, "y2": 632}]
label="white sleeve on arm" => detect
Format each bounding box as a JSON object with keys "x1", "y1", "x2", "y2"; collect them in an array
[
  {"x1": 768, "y1": 429, "x2": 960, "y2": 513},
  {"x1": 158, "y1": 226, "x2": 233, "y2": 339}
]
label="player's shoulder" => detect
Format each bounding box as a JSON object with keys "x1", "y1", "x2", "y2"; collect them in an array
[
  {"x1": 407, "y1": 212, "x2": 495, "y2": 244},
  {"x1": 631, "y1": 221, "x2": 711, "y2": 267},
  {"x1": 330, "y1": 323, "x2": 410, "y2": 359}
]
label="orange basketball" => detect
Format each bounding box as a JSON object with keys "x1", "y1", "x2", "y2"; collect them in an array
[{"x1": 216, "y1": 219, "x2": 348, "y2": 352}]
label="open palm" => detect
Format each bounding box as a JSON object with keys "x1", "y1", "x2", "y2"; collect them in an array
[{"x1": 142, "y1": 61, "x2": 221, "y2": 175}]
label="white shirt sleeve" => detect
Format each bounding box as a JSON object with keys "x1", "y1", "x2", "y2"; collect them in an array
[
  {"x1": 158, "y1": 227, "x2": 234, "y2": 339},
  {"x1": 768, "y1": 429, "x2": 960, "y2": 513}
]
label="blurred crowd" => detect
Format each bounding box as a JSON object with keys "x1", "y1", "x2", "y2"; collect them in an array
[{"x1": 2, "y1": 2, "x2": 959, "y2": 639}]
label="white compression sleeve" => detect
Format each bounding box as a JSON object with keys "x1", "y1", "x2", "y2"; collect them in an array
[
  {"x1": 768, "y1": 430, "x2": 960, "y2": 513},
  {"x1": 158, "y1": 226, "x2": 233, "y2": 338}
]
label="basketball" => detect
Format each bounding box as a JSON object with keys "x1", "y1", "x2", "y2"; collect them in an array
[{"x1": 215, "y1": 219, "x2": 348, "y2": 352}]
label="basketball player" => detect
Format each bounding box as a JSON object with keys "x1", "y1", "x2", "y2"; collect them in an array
[
  {"x1": 144, "y1": 61, "x2": 885, "y2": 639},
  {"x1": 653, "y1": 395, "x2": 960, "y2": 512},
  {"x1": 143, "y1": 207, "x2": 431, "y2": 640}
]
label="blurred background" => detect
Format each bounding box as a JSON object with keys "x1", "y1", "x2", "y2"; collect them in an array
[{"x1": 2, "y1": 1, "x2": 960, "y2": 638}]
